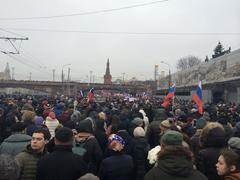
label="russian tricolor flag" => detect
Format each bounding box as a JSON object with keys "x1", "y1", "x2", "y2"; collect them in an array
[
  {"x1": 161, "y1": 84, "x2": 176, "y2": 108},
  {"x1": 166, "y1": 84, "x2": 176, "y2": 99},
  {"x1": 193, "y1": 81, "x2": 203, "y2": 114}
]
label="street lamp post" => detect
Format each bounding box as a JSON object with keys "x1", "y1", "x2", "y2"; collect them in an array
[
  {"x1": 160, "y1": 61, "x2": 171, "y2": 90},
  {"x1": 61, "y1": 64, "x2": 71, "y2": 95},
  {"x1": 61, "y1": 64, "x2": 71, "y2": 82}
]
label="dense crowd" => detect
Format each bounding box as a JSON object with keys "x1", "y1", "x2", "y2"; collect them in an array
[{"x1": 0, "y1": 94, "x2": 240, "y2": 180}]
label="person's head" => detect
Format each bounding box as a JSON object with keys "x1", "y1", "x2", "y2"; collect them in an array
[
  {"x1": 160, "y1": 130, "x2": 183, "y2": 149},
  {"x1": 200, "y1": 122, "x2": 226, "y2": 148},
  {"x1": 22, "y1": 110, "x2": 36, "y2": 123},
  {"x1": 0, "y1": 154, "x2": 20, "y2": 180},
  {"x1": 54, "y1": 127, "x2": 73, "y2": 146},
  {"x1": 133, "y1": 127, "x2": 145, "y2": 137},
  {"x1": 160, "y1": 119, "x2": 172, "y2": 134},
  {"x1": 78, "y1": 173, "x2": 100, "y2": 180},
  {"x1": 11, "y1": 122, "x2": 27, "y2": 133},
  {"x1": 48, "y1": 111, "x2": 56, "y2": 119},
  {"x1": 216, "y1": 149, "x2": 240, "y2": 176},
  {"x1": 108, "y1": 134, "x2": 125, "y2": 152},
  {"x1": 31, "y1": 129, "x2": 49, "y2": 152}
]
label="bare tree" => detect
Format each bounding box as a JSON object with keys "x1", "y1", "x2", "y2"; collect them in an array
[{"x1": 176, "y1": 55, "x2": 201, "y2": 70}]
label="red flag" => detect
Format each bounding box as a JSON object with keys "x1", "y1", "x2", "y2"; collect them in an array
[
  {"x1": 87, "y1": 88, "x2": 94, "y2": 103},
  {"x1": 161, "y1": 100, "x2": 170, "y2": 108}
]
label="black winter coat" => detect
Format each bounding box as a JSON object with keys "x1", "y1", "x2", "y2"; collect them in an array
[
  {"x1": 144, "y1": 154, "x2": 207, "y2": 180},
  {"x1": 80, "y1": 136, "x2": 103, "y2": 175},
  {"x1": 131, "y1": 137, "x2": 150, "y2": 180},
  {"x1": 37, "y1": 145, "x2": 87, "y2": 180},
  {"x1": 98, "y1": 150, "x2": 134, "y2": 180},
  {"x1": 197, "y1": 147, "x2": 221, "y2": 180}
]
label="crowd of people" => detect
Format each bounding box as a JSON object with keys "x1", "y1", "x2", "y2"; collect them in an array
[{"x1": 0, "y1": 94, "x2": 240, "y2": 180}]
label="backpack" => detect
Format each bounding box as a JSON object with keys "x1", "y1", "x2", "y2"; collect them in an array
[
  {"x1": 72, "y1": 141, "x2": 87, "y2": 157},
  {"x1": 72, "y1": 135, "x2": 94, "y2": 157}
]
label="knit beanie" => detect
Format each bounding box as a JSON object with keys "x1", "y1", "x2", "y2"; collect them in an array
[
  {"x1": 108, "y1": 134, "x2": 125, "y2": 147},
  {"x1": 131, "y1": 117, "x2": 144, "y2": 126},
  {"x1": 196, "y1": 117, "x2": 207, "y2": 129},
  {"x1": 133, "y1": 127, "x2": 145, "y2": 137},
  {"x1": 161, "y1": 130, "x2": 183, "y2": 146},
  {"x1": 228, "y1": 137, "x2": 240, "y2": 150}
]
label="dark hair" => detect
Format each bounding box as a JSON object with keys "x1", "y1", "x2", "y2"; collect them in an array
[
  {"x1": 55, "y1": 127, "x2": 73, "y2": 143},
  {"x1": 33, "y1": 128, "x2": 51, "y2": 140},
  {"x1": 220, "y1": 149, "x2": 240, "y2": 169}
]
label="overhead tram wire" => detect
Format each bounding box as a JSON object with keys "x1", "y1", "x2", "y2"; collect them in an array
[
  {"x1": 0, "y1": 0, "x2": 169, "y2": 20},
  {"x1": 0, "y1": 27, "x2": 28, "y2": 39},
  {"x1": 5, "y1": 53, "x2": 52, "y2": 76},
  {"x1": 3, "y1": 28, "x2": 240, "y2": 36}
]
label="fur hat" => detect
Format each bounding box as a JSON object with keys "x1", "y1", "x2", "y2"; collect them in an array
[
  {"x1": 161, "y1": 130, "x2": 183, "y2": 146},
  {"x1": 160, "y1": 119, "x2": 172, "y2": 129},
  {"x1": 133, "y1": 127, "x2": 145, "y2": 137}
]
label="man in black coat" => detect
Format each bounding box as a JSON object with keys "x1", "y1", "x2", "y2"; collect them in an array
[
  {"x1": 144, "y1": 130, "x2": 207, "y2": 180},
  {"x1": 37, "y1": 127, "x2": 87, "y2": 180}
]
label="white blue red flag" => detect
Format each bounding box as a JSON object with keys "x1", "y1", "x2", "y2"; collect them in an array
[
  {"x1": 193, "y1": 81, "x2": 203, "y2": 114},
  {"x1": 79, "y1": 90, "x2": 84, "y2": 98},
  {"x1": 166, "y1": 84, "x2": 176, "y2": 99},
  {"x1": 161, "y1": 84, "x2": 176, "y2": 108}
]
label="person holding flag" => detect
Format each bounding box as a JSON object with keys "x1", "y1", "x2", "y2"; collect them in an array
[
  {"x1": 193, "y1": 81, "x2": 203, "y2": 114},
  {"x1": 87, "y1": 88, "x2": 94, "y2": 104},
  {"x1": 161, "y1": 84, "x2": 176, "y2": 108}
]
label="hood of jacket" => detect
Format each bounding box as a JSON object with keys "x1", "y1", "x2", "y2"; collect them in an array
[
  {"x1": 4, "y1": 133, "x2": 32, "y2": 143},
  {"x1": 24, "y1": 144, "x2": 48, "y2": 157}
]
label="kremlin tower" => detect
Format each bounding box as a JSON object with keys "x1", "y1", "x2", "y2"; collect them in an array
[{"x1": 104, "y1": 59, "x2": 112, "y2": 84}]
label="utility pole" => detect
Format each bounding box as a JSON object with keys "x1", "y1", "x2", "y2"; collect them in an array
[
  {"x1": 93, "y1": 75, "x2": 95, "y2": 83},
  {"x1": 29, "y1": 72, "x2": 32, "y2": 80},
  {"x1": 0, "y1": 37, "x2": 28, "y2": 54},
  {"x1": 89, "y1": 71, "x2": 93, "y2": 84},
  {"x1": 67, "y1": 68, "x2": 71, "y2": 96},
  {"x1": 52, "y1": 69, "x2": 55, "y2": 81},
  {"x1": 11, "y1": 67, "x2": 14, "y2": 80},
  {"x1": 67, "y1": 68, "x2": 70, "y2": 81},
  {"x1": 122, "y1": 73, "x2": 125, "y2": 84}
]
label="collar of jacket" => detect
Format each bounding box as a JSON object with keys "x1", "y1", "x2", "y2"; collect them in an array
[
  {"x1": 24, "y1": 144, "x2": 48, "y2": 157},
  {"x1": 54, "y1": 144, "x2": 73, "y2": 152}
]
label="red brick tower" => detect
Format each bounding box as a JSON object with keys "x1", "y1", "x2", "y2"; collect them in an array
[{"x1": 104, "y1": 59, "x2": 112, "y2": 84}]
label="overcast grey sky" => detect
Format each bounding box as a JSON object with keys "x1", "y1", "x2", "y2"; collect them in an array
[{"x1": 0, "y1": 0, "x2": 239, "y2": 82}]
